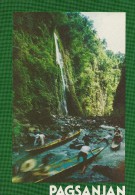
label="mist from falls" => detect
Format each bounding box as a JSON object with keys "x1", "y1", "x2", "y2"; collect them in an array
[{"x1": 54, "y1": 33, "x2": 68, "y2": 115}]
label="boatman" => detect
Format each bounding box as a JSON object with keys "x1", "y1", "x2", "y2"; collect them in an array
[
  {"x1": 34, "y1": 134, "x2": 40, "y2": 146},
  {"x1": 38, "y1": 133, "x2": 46, "y2": 146},
  {"x1": 98, "y1": 133, "x2": 113, "y2": 144},
  {"x1": 114, "y1": 126, "x2": 119, "y2": 135},
  {"x1": 113, "y1": 129, "x2": 123, "y2": 143},
  {"x1": 33, "y1": 133, "x2": 45, "y2": 146},
  {"x1": 77, "y1": 142, "x2": 94, "y2": 174},
  {"x1": 82, "y1": 134, "x2": 91, "y2": 143}
]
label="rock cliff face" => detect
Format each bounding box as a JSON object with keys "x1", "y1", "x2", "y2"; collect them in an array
[
  {"x1": 13, "y1": 12, "x2": 124, "y2": 127},
  {"x1": 112, "y1": 65, "x2": 125, "y2": 127}
]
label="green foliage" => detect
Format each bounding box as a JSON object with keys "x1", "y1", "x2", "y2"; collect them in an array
[
  {"x1": 13, "y1": 123, "x2": 22, "y2": 136},
  {"x1": 58, "y1": 12, "x2": 124, "y2": 116},
  {"x1": 13, "y1": 15, "x2": 63, "y2": 124},
  {"x1": 13, "y1": 12, "x2": 125, "y2": 125},
  {"x1": 13, "y1": 119, "x2": 23, "y2": 138}
]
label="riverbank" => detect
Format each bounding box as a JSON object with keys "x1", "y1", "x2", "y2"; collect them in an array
[
  {"x1": 12, "y1": 114, "x2": 125, "y2": 182},
  {"x1": 12, "y1": 115, "x2": 124, "y2": 153}
]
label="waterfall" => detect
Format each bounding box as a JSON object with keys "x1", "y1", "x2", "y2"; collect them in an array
[{"x1": 54, "y1": 33, "x2": 68, "y2": 115}]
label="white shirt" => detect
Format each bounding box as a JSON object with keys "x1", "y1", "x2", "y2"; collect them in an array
[
  {"x1": 80, "y1": 146, "x2": 91, "y2": 154},
  {"x1": 34, "y1": 134, "x2": 40, "y2": 146},
  {"x1": 39, "y1": 134, "x2": 45, "y2": 145}
]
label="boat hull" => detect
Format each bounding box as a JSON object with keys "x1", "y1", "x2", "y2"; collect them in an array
[
  {"x1": 26, "y1": 130, "x2": 81, "y2": 153},
  {"x1": 33, "y1": 145, "x2": 106, "y2": 183},
  {"x1": 111, "y1": 141, "x2": 121, "y2": 150}
]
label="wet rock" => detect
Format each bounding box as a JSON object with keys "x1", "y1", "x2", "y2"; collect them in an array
[
  {"x1": 92, "y1": 162, "x2": 125, "y2": 182},
  {"x1": 88, "y1": 170, "x2": 111, "y2": 182}
]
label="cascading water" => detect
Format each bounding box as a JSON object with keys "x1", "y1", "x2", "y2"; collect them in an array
[{"x1": 54, "y1": 33, "x2": 68, "y2": 115}]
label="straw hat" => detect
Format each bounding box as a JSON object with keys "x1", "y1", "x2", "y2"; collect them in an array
[
  {"x1": 20, "y1": 159, "x2": 37, "y2": 172},
  {"x1": 12, "y1": 176, "x2": 22, "y2": 183}
]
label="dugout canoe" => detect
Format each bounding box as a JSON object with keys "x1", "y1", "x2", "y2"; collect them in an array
[
  {"x1": 111, "y1": 140, "x2": 121, "y2": 150},
  {"x1": 25, "y1": 129, "x2": 82, "y2": 153},
  {"x1": 111, "y1": 135, "x2": 122, "y2": 150},
  {"x1": 33, "y1": 144, "x2": 107, "y2": 183}
]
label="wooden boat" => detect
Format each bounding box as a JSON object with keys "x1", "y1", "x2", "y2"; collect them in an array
[
  {"x1": 33, "y1": 144, "x2": 107, "y2": 183},
  {"x1": 25, "y1": 129, "x2": 82, "y2": 153},
  {"x1": 111, "y1": 134, "x2": 122, "y2": 150},
  {"x1": 111, "y1": 140, "x2": 121, "y2": 150}
]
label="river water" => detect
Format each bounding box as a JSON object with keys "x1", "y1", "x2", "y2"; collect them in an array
[{"x1": 12, "y1": 124, "x2": 125, "y2": 183}]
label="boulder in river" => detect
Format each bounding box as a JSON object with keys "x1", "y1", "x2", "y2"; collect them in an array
[{"x1": 92, "y1": 162, "x2": 125, "y2": 182}]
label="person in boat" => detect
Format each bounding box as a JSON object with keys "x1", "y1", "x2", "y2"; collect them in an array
[
  {"x1": 113, "y1": 128, "x2": 123, "y2": 143},
  {"x1": 82, "y1": 134, "x2": 91, "y2": 143},
  {"x1": 38, "y1": 133, "x2": 46, "y2": 146},
  {"x1": 34, "y1": 133, "x2": 45, "y2": 146},
  {"x1": 77, "y1": 142, "x2": 94, "y2": 174},
  {"x1": 114, "y1": 126, "x2": 119, "y2": 134},
  {"x1": 98, "y1": 133, "x2": 113, "y2": 144},
  {"x1": 27, "y1": 128, "x2": 38, "y2": 145},
  {"x1": 34, "y1": 134, "x2": 40, "y2": 146}
]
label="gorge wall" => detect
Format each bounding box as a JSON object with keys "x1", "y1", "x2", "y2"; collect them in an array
[{"x1": 13, "y1": 12, "x2": 125, "y2": 128}]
